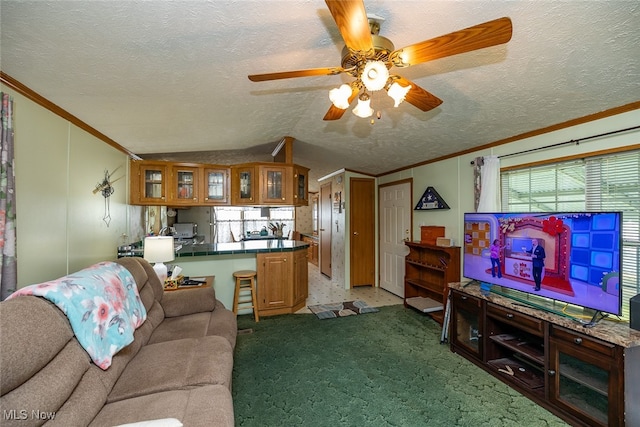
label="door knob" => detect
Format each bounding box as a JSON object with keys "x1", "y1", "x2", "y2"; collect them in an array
[{"x1": 353, "y1": 232, "x2": 359, "y2": 235}]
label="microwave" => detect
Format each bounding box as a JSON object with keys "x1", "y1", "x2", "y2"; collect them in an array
[{"x1": 174, "y1": 223, "x2": 196, "y2": 239}]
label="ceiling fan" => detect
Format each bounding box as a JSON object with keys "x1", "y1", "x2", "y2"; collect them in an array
[{"x1": 248, "y1": 0, "x2": 512, "y2": 121}]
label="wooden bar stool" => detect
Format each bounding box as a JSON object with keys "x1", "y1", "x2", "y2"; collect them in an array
[{"x1": 232, "y1": 270, "x2": 259, "y2": 322}]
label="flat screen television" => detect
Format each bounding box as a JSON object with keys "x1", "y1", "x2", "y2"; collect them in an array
[{"x1": 463, "y1": 212, "x2": 622, "y2": 316}]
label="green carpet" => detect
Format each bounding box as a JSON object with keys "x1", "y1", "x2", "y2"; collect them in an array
[{"x1": 233, "y1": 305, "x2": 568, "y2": 426}]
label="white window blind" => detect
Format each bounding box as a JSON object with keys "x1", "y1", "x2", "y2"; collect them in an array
[{"x1": 501, "y1": 150, "x2": 640, "y2": 318}]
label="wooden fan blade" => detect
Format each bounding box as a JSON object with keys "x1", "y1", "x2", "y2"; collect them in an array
[
  {"x1": 392, "y1": 77, "x2": 443, "y2": 112},
  {"x1": 391, "y1": 17, "x2": 512, "y2": 67},
  {"x1": 325, "y1": 0, "x2": 373, "y2": 53},
  {"x1": 323, "y1": 83, "x2": 360, "y2": 121},
  {"x1": 248, "y1": 67, "x2": 344, "y2": 82}
]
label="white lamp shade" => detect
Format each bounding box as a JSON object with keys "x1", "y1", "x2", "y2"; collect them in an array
[
  {"x1": 361, "y1": 61, "x2": 389, "y2": 92},
  {"x1": 329, "y1": 84, "x2": 352, "y2": 109},
  {"x1": 387, "y1": 82, "x2": 412, "y2": 107},
  {"x1": 143, "y1": 236, "x2": 175, "y2": 263},
  {"x1": 352, "y1": 97, "x2": 373, "y2": 118},
  {"x1": 144, "y1": 236, "x2": 174, "y2": 283}
]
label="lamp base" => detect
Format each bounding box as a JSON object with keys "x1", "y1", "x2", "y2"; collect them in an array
[{"x1": 152, "y1": 262, "x2": 168, "y2": 283}]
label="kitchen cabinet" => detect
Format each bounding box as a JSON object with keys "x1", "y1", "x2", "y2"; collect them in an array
[
  {"x1": 301, "y1": 234, "x2": 318, "y2": 266},
  {"x1": 130, "y1": 160, "x2": 231, "y2": 206},
  {"x1": 131, "y1": 159, "x2": 308, "y2": 207},
  {"x1": 130, "y1": 161, "x2": 168, "y2": 205},
  {"x1": 170, "y1": 164, "x2": 200, "y2": 205},
  {"x1": 292, "y1": 248, "x2": 309, "y2": 308},
  {"x1": 257, "y1": 252, "x2": 289, "y2": 312},
  {"x1": 449, "y1": 285, "x2": 639, "y2": 427},
  {"x1": 202, "y1": 167, "x2": 230, "y2": 205},
  {"x1": 231, "y1": 162, "x2": 309, "y2": 206},
  {"x1": 259, "y1": 164, "x2": 292, "y2": 204},
  {"x1": 256, "y1": 247, "x2": 309, "y2": 316},
  {"x1": 294, "y1": 165, "x2": 310, "y2": 206},
  {"x1": 231, "y1": 165, "x2": 256, "y2": 205}
]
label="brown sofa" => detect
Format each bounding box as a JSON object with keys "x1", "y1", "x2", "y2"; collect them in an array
[{"x1": 0, "y1": 257, "x2": 237, "y2": 427}]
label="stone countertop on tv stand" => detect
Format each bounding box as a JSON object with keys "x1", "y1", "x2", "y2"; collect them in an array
[{"x1": 449, "y1": 282, "x2": 640, "y2": 348}]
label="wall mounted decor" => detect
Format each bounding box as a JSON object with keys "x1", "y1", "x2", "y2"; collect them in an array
[
  {"x1": 414, "y1": 186, "x2": 450, "y2": 210},
  {"x1": 94, "y1": 166, "x2": 123, "y2": 226}
]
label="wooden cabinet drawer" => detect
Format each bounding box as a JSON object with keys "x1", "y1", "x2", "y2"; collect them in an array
[
  {"x1": 550, "y1": 325, "x2": 616, "y2": 357},
  {"x1": 487, "y1": 303, "x2": 544, "y2": 336},
  {"x1": 452, "y1": 290, "x2": 481, "y2": 310}
]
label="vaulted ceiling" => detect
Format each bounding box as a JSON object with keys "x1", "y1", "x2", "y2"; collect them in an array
[{"x1": 2, "y1": 1, "x2": 639, "y2": 181}]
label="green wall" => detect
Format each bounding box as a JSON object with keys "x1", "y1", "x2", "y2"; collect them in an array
[
  {"x1": 1, "y1": 86, "x2": 144, "y2": 287},
  {"x1": 378, "y1": 108, "x2": 640, "y2": 250}
]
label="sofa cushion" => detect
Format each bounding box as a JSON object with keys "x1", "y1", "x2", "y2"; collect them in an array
[
  {"x1": 148, "y1": 311, "x2": 213, "y2": 344},
  {"x1": 7, "y1": 262, "x2": 147, "y2": 370},
  {"x1": 38, "y1": 367, "x2": 109, "y2": 427},
  {"x1": 108, "y1": 336, "x2": 233, "y2": 402},
  {"x1": 0, "y1": 297, "x2": 75, "y2": 395},
  {"x1": 148, "y1": 301, "x2": 236, "y2": 348},
  {"x1": 89, "y1": 385, "x2": 234, "y2": 427},
  {"x1": 207, "y1": 300, "x2": 238, "y2": 349},
  {"x1": 160, "y1": 286, "x2": 216, "y2": 318}
]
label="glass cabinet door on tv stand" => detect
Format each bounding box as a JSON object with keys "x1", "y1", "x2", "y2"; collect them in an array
[
  {"x1": 549, "y1": 326, "x2": 624, "y2": 427},
  {"x1": 450, "y1": 290, "x2": 483, "y2": 361}
]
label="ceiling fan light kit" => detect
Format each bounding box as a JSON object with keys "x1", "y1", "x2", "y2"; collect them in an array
[
  {"x1": 387, "y1": 81, "x2": 412, "y2": 107},
  {"x1": 329, "y1": 84, "x2": 353, "y2": 109},
  {"x1": 352, "y1": 92, "x2": 374, "y2": 118},
  {"x1": 247, "y1": 0, "x2": 513, "y2": 122},
  {"x1": 361, "y1": 60, "x2": 389, "y2": 91}
]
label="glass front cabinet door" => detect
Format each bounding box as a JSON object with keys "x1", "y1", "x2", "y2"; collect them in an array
[
  {"x1": 450, "y1": 290, "x2": 483, "y2": 361},
  {"x1": 294, "y1": 165, "x2": 310, "y2": 206},
  {"x1": 548, "y1": 326, "x2": 624, "y2": 427},
  {"x1": 202, "y1": 167, "x2": 230, "y2": 205},
  {"x1": 136, "y1": 163, "x2": 167, "y2": 204},
  {"x1": 231, "y1": 165, "x2": 256, "y2": 205},
  {"x1": 260, "y1": 165, "x2": 292, "y2": 205},
  {"x1": 171, "y1": 165, "x2": 199, "y2": 205}
]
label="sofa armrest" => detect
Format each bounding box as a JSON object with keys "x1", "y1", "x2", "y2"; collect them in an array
[{"x1": 161, "y1": 286, "x2": 217, "y2": 317}]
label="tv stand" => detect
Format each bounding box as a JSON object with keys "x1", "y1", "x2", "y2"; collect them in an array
[{"x1": 449, "y1": 282, "x2": 640, "y2": 427}]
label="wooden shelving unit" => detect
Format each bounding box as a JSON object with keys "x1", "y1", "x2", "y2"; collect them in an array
[{"x1": 403, "y1": 242, "x2": 460, "y2": 324}]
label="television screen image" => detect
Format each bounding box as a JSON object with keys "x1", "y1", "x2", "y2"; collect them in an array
[{"x1": 463, "y1": 212, "x2": 622, "y2": 316}]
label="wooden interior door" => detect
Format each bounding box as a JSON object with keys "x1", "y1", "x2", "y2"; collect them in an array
[
  {"x1": 350, "y1": 177, "x2": 375, "y2": 287},
  {"x1": 319, "y1": 182, "x2": 332, "y2": 278}
]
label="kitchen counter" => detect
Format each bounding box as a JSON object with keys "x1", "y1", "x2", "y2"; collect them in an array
[
  {"x1": 117, "y1": 239, "x2": 308, "y2": 258},
  {"x1": 117, "y1": 240, "x2": 309, "y2": 312},
  {"x1": 175, "y1": 240, "x2": 308, "y2": 257},
  {"x1": 299, "y1": 233, "x2": 318, "y2": 240}
]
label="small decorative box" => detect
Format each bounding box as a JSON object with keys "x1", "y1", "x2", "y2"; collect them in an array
[
  {"x1": 420, "y1": 226, "x2": 445, "y2": 245},
  {"x1": 164, "y1": 275, "x2": 184, "y2": 290}
]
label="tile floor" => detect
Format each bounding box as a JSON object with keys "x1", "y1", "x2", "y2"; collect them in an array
[{"x1": 296, "y1": 262, "x2": 404, "y2": 314}]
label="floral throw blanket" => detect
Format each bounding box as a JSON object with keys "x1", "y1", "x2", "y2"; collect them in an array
[{"x1": 8, "y1": 261, "x2": 147, "y2": 370}]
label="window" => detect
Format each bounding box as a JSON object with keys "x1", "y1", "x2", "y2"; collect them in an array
[
  {"x1": 501, "y1": 150, "x2": 640, "y2": 318},
  {"x1": 213, "y1": 206, "x2": 295, "y2": 243}
]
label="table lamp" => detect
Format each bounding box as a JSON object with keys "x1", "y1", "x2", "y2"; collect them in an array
[{"x1": 143, "y1": 236, "x2": 175, "y2": 283}]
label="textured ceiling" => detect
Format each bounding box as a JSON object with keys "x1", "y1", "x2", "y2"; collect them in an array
[{"x1": 2, "y1": 1, "x2": 639, "y2": 181}]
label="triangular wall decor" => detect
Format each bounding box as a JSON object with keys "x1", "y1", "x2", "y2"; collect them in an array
[{"x1": 414, "y1": 186, "x2": 450, "y2": 210}]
